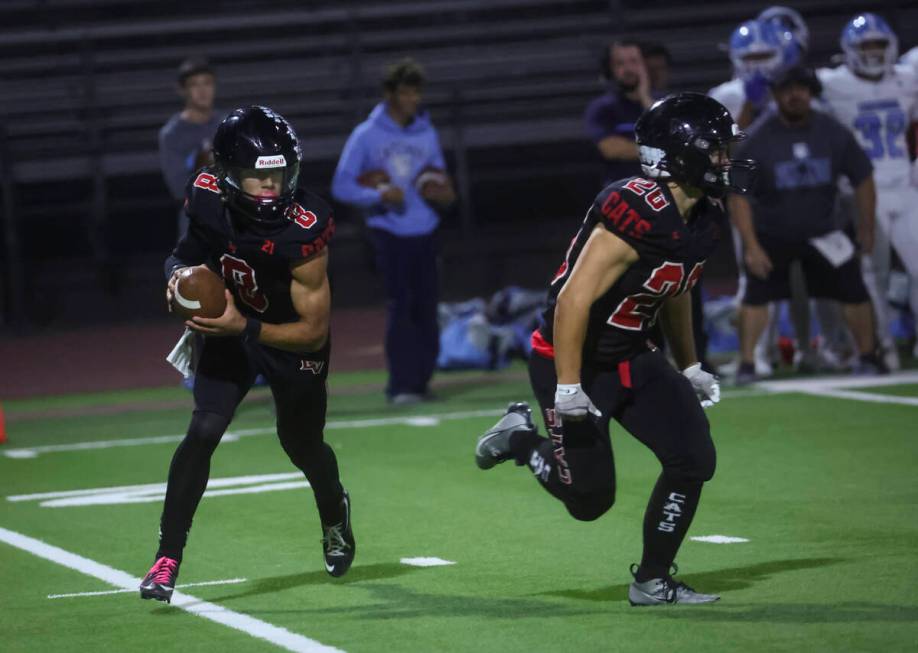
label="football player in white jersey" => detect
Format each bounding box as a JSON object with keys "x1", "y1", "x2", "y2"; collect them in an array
[
  {"x1": 818, "y1": 13, "x2": 918, "y2": 365},
  {"x1": 759, "y1": 5, "x2": 809, "y2": 56},
  {"x1": 711, "y1": 16, "x2": 811, "y2": 379},
  {"x1": 709, "y1": 18, "x2": 791, "y2": 130},
  {"x1": 901, "y1": 46, "x2": 918, "y2": 188}
]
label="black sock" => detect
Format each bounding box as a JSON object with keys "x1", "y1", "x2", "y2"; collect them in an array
[{"x1": 636, "y1": 473, "x2": 703, "y2": 581}]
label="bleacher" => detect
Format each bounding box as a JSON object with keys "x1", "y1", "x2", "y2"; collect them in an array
[{"x1": 1, "y1": 0, "x2": 915, "y2": 325}]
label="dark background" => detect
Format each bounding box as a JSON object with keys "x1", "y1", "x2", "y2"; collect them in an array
[{"x1": 1, "y1": 0, "x2": 916, "y2": 332}]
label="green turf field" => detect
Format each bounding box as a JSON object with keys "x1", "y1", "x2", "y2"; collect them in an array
[{"x1": 2, "y1": 368, "x2": 917, "y2": 653}]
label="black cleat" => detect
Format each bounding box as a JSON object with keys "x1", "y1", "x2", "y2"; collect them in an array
[
  {"x1": 475, "y1": 402, "x2": 535, "y2": 470},
  {"x1": 139, "y1": 556, "x2": 180, "y2": 603},
  {"x1": 322, "y1": 490, "x2": 356, "y2": 577}
]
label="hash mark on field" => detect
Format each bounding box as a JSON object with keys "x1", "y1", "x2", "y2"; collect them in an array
[
  {"x1": 400, "y1": 557, "x2": 456, "y2": 567},
  {"x1": 0, "y1": 527, "x2": 342, "y2": 652},
  {"x1": 690, "y1": 535, "x2": 750, "y2": 544},
  {"x1": 48, "y1": 577, "x2": 247, "y2": 599}
]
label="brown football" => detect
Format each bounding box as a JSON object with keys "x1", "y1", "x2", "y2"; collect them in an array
[
  {"x1": 357, "y1": 169, "x2": 391, "y2": 189},
  {"x1": 172, "y1": 265, "x2": 227, "y2": 320},
  {"x1": 414, "y1": 166, "x2": 449, "y2": 194}
]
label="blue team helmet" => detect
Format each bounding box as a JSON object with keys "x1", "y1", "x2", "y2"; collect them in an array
[
  {"x1": 758, "y1": 5, "x2": 809, "y2": 53},
  {"x1": 841, "y1": 13, "x2": 899, "y2": 77},
  {"x1": 729, "y1": 19, "x2": 786, "y2": 81}
]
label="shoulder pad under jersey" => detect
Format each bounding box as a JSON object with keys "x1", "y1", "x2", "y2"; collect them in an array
[
  {"x1": 276, "y1": 188, "x2": 336, "y2": 260},
  {"x1": 592, "y1": 177, "x2": 680, "y2": 252}
]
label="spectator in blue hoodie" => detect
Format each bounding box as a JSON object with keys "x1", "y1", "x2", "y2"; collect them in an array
[{"x1": 332, "y1": 58, "x2": 456, "y2": 405}]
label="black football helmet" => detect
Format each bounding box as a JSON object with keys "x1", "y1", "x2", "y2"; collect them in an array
[
  {"x1": 634, "y1": 92, "x2": 756, "y2": 198},
  {"x1": 212, "y1": 105, "x2": 302, "y2": 226}
]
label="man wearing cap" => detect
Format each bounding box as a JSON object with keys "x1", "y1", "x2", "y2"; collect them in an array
[{"x1": 729, "y1": 65, "x2": 885, "y2": 380}]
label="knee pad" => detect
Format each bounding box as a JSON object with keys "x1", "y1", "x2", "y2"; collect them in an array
[
  {"x1": 565, "y1": 487, "x2": 616, "y2": 522},
  {"x1": 186, "y1": 410, "x2": 231, "y2": 447},
  {"x1": 666, "y1": 443, "x2": 716, "y2": 483}
]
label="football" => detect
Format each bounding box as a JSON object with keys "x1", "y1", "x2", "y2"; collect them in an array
[
  {"x1": 414, "y1": 166, "x2": 449, "y2": 195},
  {"x1": 357, "y1": 169, "x2": 391, "y2": 189},
  {"x1": 171, "y1": 265, "x2": 227, "y2": 320}
]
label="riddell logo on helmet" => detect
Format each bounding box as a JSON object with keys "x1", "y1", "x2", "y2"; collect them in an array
[{"x1": 255, "y1": 155, "x2": 287, "y2": 169}]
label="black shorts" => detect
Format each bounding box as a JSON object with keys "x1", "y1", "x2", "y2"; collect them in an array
[
  {"x1": 193, "y1": 335, "x2": 329, "y2": 435},
  {"x1": 528, "y1": 349, "x2": 715, "y2": 481},
  {"x1": 743, "y1": 232, "x2": 869, "y2": 305}
]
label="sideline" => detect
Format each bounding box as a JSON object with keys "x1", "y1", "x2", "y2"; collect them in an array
[{"x1": 0, "y1": 526, "x2": 342, "y2": 653}]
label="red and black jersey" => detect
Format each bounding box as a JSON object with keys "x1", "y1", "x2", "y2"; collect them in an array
[
  {"x1": 166, "y1": 167, "x2": 335, "y2": 325},
  {"x1": 534, "y1": 176, "x2": 723, "y2": 366}
]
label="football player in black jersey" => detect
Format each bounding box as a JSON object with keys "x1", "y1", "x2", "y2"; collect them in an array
[
  {"x1": 140, "y1": 106, "x2": 354, "y2": 603},
  {"x1": 475, "y1": 93, "x2": 755, "y2": 606}
]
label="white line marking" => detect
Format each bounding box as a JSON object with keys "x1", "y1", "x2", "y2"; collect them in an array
[
  {"x1": 2, "y1": 409, "x2": 507, "y2": 459},
  {"x1": 48, "y1": 577, "x2": 248, "y2": 599},
  {"x1": 0, "y1": 526, "x2": 342, "y2": 653},
  {"x1": 5, "y1": 373, "x2": 916, "y2": 460},
  {"x1": 786, "y1": 387, "x2": 918, "y2": 407},
  {"x1": 756, "y1": 371, "x2": 918, "y2": 391},
  {"x1": 399, "y1": 557, "x2": 456, "y2": 567},
  {"x1": 8, "y1": 472, "x2": 310, "y2": 508},
  {"x1": 690, "y1": 535, "x2": 750, "y2": 544}
]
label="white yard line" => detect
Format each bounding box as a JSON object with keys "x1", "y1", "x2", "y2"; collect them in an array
[
  {"x1": 783, "y1": 387, "x2": 918, "y2": 407},
  {"x1": 2, "y1": 408, "x2": 506, "y2": 458},
  {"x1": 755, "y1": 371, "x2": 918, "y2": 406},
  {"x1": 0, "y1": 526, "x2": 342, "y2": 653},
  {"x1": 48, "y1": 577, "x2": 248, "y2": 599},
  {"x1": 7, "y1": 472, "x2": 310, "y2": 509},
  {"x1": 8, "y1": 472, "x2": 304, "y2": 502},
  {"x1": 756, "y1": 370, "x2": 918, "y2": 391},
  {"x1": 4, "y1": 374, "x2": 916, "y2": 460}
]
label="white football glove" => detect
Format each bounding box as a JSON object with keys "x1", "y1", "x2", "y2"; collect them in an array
[
  {"x1": 554, "y1": 383, "x2": 601, "y2": 420},
  {"x1": 682, "y1": 363, "x2": 720, "y2": 408}
]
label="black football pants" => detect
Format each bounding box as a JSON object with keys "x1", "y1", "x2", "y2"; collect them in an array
[
  {"x1": 510, "y1": 349, "x2": 716, "y2": 577},
  {"x1": 156, "y1": 335, "x2": 343, "y2": 561}
]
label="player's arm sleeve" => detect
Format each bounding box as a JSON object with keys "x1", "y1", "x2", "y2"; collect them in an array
[
  {"x1": 158, "y1": 128, "x2": 193, "y2": 201},
  {"x1": 330, "y1": 130, "x2": 384, "y2": 208},
  {"x1": 163, "y1": 194, "x2": 209, "y2": 280}
]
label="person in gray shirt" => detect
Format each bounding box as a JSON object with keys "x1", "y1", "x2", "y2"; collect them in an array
[
  {"x1": 729, "y1": 65, "x2": 884, "y2": 381},
  {"x1": 159, "y1": 57, "x2": 223, "y2": 239}
]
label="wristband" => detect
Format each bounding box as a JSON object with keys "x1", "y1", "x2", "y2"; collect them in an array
[
  {"x1": 242, "y1": 318, "x2": 262, "y2": 343},
  {"x1": 556, "y1": 383, "x2": 582, "y2": 395}
]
